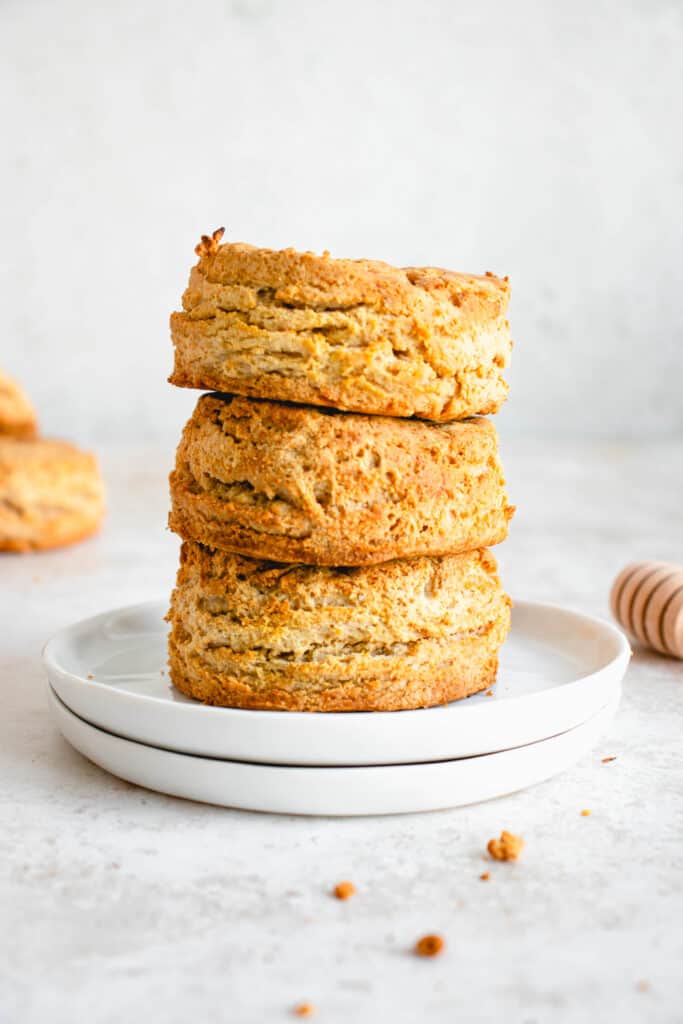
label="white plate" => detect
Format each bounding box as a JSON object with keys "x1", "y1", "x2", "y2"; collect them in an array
[
  {"x1": 47, "y1": 685, "x2": 620, "y2": 816},
  {"x1": 43, "y1": 600, "x2": 630, "y2": 766}
]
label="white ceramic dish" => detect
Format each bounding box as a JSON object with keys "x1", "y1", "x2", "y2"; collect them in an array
[
  {"x1": 47, "y1": 685, "x2": 620, "y2": 816},
  {"x1": 43, "y1": 600, "x2": 630, "y2": 766}
]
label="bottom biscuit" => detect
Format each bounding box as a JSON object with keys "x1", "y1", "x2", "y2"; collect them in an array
[{"x1": 167, "y1": 542, "x2": 511, "y2": 712}]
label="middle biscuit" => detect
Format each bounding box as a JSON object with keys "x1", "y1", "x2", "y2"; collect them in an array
[{"x1": 170, "y1": 393, "x2": 513, "y2": 566}]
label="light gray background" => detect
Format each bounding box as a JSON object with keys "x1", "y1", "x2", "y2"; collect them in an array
[{"x1": 1, "y1": 0, "x2": 682, "y2": 446}]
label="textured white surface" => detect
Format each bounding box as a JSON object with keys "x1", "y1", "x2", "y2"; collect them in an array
[
  {"x1": 2, "y1": 442, "x2": 683, "y2": 1022},
  {"x1": 1, "y1": 0, "x2": 682, "y2": 443}
]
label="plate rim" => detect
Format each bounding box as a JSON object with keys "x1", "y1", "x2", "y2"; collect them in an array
[
  {"x1": 46, "y1": 681, "x2": 620, "y2": 767},
  {"x1": 47, "y1": 683, "x2": 621, "y2": 815},
  {"x1": 43, "y1": 597, "x2": 630, "y2": 765},
  {"x1": 43, "y1": 597, "x2": 631, "y2": 723}
]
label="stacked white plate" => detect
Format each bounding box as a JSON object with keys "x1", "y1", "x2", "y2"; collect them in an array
[{"x1": 43, "y1": 600, "x2": 630, "y2": 816}]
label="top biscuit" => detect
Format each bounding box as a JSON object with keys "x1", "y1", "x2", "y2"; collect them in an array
[
  {"x1": 170, "y1": 238, "x2": 512, "y2": 421},
  {"x1": 0, "y1": 367, "x2": 37, "y2": 438}
]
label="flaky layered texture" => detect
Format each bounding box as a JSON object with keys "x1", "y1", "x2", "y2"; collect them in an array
[
  {"x1": 170, "y1": 242, "x2": 512, "y2": 421},
  {"x1": 170, "y1": 394, "x2": 514, "y2": 566},
  {"x1": 167, "y1": 543, "x2": 512, "y2": 711},
  {"x1": 0, "y1": 438, "x2": 105, "y2": 552},
  {"x1": 0, "y1": 368, "x2": 37, "y2": 438}
]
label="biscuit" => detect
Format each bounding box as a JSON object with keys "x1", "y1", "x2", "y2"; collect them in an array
[
  {"x1": 0, "y1": 367, "x2": 37, "y2": 438},
  {"x1": 0, "y1": 437, "x2": 105, "y2": 552},
  {"x1": 169, "y1": 240, "x2": 511, "y2": 421},
  {"x1": 167, "y1": 542, "x2": 511, "y2": 712},
  {"x1": 169, "y1": 393, "x2": 513, "y2": 566}
]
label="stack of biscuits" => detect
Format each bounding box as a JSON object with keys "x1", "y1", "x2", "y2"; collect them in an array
[{"x1": 166, "y1": 230, "x2": 514, "y2": 712}]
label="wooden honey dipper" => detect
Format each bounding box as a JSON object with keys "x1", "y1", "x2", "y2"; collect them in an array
[{"x1": 610, "y1": 561, "x2": 683, "y2": 659}]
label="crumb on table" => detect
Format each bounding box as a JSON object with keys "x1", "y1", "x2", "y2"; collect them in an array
[
  {"x1": 480, "y1": 872, "x2": 491, "y2": 881},
  {"x1": 415, "y1": 934, "x2": 445, "y2": 957},
  {"x1": 487, "y1": 830, "x2": 524, "y2": 861},
  {"x1": 581, "y1": 809, "x2": 592, "y2": 817},
  {"x1": 602, "y1": 756, "x2": 617, "y2": 763},
  {"x1": 293, "y1": 1002, "x2": 315, "y2": 1017},
  {"x1": 333, "y1": 880, "x2": 356, "y2": 900}
]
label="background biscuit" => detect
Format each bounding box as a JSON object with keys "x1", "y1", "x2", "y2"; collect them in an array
[
  {"x1": 0, "y1": 367, "x2": 37, "y2": 439},
  {"x1": 0, "y1": 437, "x2": 105, "y2": 552}
]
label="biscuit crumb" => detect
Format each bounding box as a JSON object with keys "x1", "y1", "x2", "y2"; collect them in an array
[
  {"x1": 637, "y1": 980, "x2": 650, "y2": 993},
  {"x1": 580, "y1": 809, "x2": 592, "y2": 817},
  {"x1": 415, "y1": 934, "x2": 445, "y2": 957},
  {"x1": 293, "y1": 1003, "x2": 315, "y2": 1017},
  {"x1": 485, "y1": 689, "x2": 494, "y2": 697},
  {"x1": 602, "y1": 756, "x2": 617, "y2": 763},
  {"x1": 480, "y1": 872, "x2": 491, "y2": 881},
  {"x1": 333, "y1": 881, "x2": 356, "y2": 900},
  {"x1": 86, "y1": 673, "x2": 94, "y2": 680},
  {"x1": 195, "y1": 226, "x2": 225, "y2": 258},
  {"x1": 487, "y1": 830, "x2": 524, "y2": 861}
]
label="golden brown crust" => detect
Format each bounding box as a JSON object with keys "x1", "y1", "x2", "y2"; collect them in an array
[
  {"x1": 169, "y1": 239, "x2": 511, "y2": 421},
  {"x1": 194, "y1": 226, "x2": 225, "y2": 258},
  {"x1": 183, "y1": 239, "x2": 510, "y2": 314},
  {"x1": 169, "y1": 393, "x2": 513, "y2": 565},
  {"x1": 167, "y1": 542, "x2": 511, "y2": 712},
  {"x1": 0, "y1": 437, "x2": 105, "y2": 552},
  {"x1": 0, "y1": 367, "x2": 37, "y2": 439}
]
